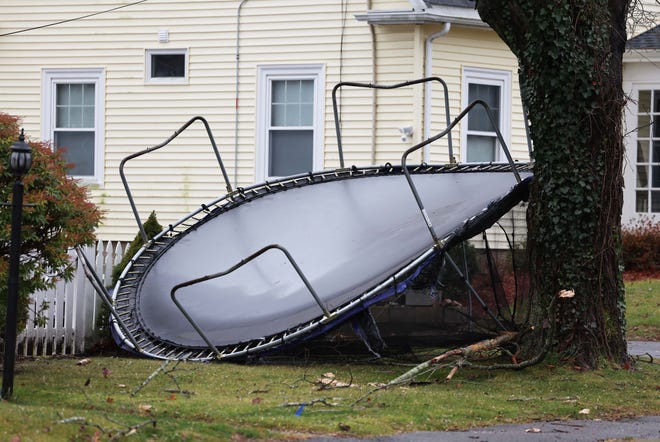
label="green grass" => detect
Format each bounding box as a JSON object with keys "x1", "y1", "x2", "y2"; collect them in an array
[
  {"x1": 1, "y1": 354, "x2": 658, "y2": 441},
  {"x1": 625, "y1": 278, "x2": 660, "y2": 340},
  {"x1": 0, "y1": 278, "x2": 657, "y2": 441}
]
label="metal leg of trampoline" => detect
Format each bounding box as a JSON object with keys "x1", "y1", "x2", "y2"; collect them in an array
[
  {"x1": 74, "y1": 246, "x2": 142, "y2": 352},
  {"x1": 443, "y1": 252, "x2": 508, "y2": 332},
  {"x1": 170, "y1": 243, "x2": 329, "y2": 359},
  {"x1": 401, "y1": 99, "x2": 522, "y2": 247}
]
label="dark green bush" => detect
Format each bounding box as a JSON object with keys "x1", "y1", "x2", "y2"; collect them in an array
[
  {"x1": 622, "y1": 216, "x2": 660, "y2": 272},
  {"x1": 110, "y1": 211, "x2": 163, "y2": 286}
]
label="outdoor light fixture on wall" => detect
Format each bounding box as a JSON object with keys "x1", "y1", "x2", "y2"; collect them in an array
[{"x1": 1, "y1": 129, "x2": 32, "y2": 400}]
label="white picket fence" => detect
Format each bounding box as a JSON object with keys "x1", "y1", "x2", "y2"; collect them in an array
[{"x1": 17, "y1": 240, "x2": 127, "y2": 356}]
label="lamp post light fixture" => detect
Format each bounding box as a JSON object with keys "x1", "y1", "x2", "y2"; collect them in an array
[{"x1": 1, "y1": 129, "x2": 32, "y2": 400}]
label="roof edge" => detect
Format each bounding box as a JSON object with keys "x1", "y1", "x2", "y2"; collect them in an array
[
  {"x1": 355, "y1": 6, "x2": 486, "y2": 28},
  {"x1": 623, "y1": 48, "x2": 660, "y2": 63}
]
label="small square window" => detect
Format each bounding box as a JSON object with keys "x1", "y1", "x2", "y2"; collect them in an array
[{"x1": 146, "y1": 49, "x2": 188, "y2": 83}]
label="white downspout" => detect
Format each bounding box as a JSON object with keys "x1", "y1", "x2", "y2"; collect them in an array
[
  {"x1": 424, "y1": 22, "x2": 451, "y2": 164},
  {"x1": 367, "y1": 0, "x2": 377, "y2": 165},
  {"x1": 234, "y1": 0, "x2": 249, "y2": 187}
]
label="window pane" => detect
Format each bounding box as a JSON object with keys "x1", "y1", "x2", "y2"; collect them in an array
[
  {"x1": 654, "y1": 117, "x2": 659, "y2": 138},
  {"x1": 654, "y1": 90, "x2": 660, "y2": 113},
  {"x1": 271, "y1": 103, "x2": 285, "y2": 126},
  {"x1": 637, "y1": 165, "x2": 649, "y2": 187},
  {"x1": 56, "y1": 105, "x2": 69, "y2": 128},
  {"x1": 636, "y1": 190, "x2": 648, "y2": 212},
  {"x1": 82, "y1": 106, "x2": 95, "y2": 128},
  {"x1": 56, "y1": 83, "x2": 94, "y2": 129},
  {"x1": 285, "y1": 103, "x2": 300, "y2": 126},
  {"x1": 151, "y1": 53, "x2": 185, "y2": 78},
  {"x1": 652, "y1": 191, "x2": 660, "y2": 212},
  {"x1": 268, "y1": 130, "x2": 313, "y2": 176},
  {"x1": 271, "y1": 79, "x2": 314, "y2": 127},
  {"x1": 70, "y1": 84, "x2": 83, "y2": 104},
  {"x1": 638, "y1": 115, "x2": 650, "y2": 137},
  {"x1": 285, "y1": 80, "x2": 301, "y2": 102},
  {"x1": 466, "y1": 135, "x2": 496, "y2": 162},
  {"x1": 637, "y1": 165, "x2": 648, "y2": 187},
  {"x1": 83, "y1": 84, "x2": 95, "y2": 106},
  {"x1": 54, "y1": 131, "x2": 95, "y2": 176},
  {"x1": 300, "y1": 101, "x2": 313, "y2": 126},
  {"x1": 638, "y1": 90, "x2": 651, "y2": 113},
  {"x1": 301, "y1": 80, "x2": 314, "y2": 102},
  {"x1": 653, "y1": 140, "x2": 660, "y2": 163},
  {"x1": 637, "y1": 140, "x2": 649, "y2": 162},
  {"x1": 70, "y1": 105, "x2": 83, "y2": 128},
  {"x1": 57, "y1": 84, "x2": 69, "y2": 106},
  {"x1": 468, "y1": 83, "x2": 500, "y2": 131},
  {"x1": 272, "y1": 81, "x2": 285, "y2": 103},
  {"x1": 652, "y1": 165, "x2": 660, "y2": 188}
]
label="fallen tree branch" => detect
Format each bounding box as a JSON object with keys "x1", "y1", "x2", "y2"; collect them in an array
[{"x1": 387, "y1": 332, "x2": 518, "y2": 386}]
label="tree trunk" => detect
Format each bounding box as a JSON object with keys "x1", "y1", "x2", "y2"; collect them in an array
[{"x1": 476, "y1": 0, "x2": 630, "y2": 368}]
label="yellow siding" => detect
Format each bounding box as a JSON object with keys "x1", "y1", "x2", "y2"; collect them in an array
[
  {"x1": 3, "y1": 0, "x2": 645, "y2": 243},
  {"x1": 429, "y1": 26, "x2": 528, "y2": 164},
  {"x1": 0, "y1": 0, "x2": 375, "y2": 240}
]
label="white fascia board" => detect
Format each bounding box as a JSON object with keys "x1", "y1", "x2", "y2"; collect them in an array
[
  {"x1": 355, "y1": 5, "x2": 486, "y2": 27},
  {"x1": 623, "y1": 49, "x2": 660, "y2": 63}
]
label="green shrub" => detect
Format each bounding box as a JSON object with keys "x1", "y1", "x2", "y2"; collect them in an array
[
  {"x1": 622, "y1": 216, "x2": 660, "y2": 272},
  {"x1": 110, "y1": 210, "x2": 163, "y2": 287}
]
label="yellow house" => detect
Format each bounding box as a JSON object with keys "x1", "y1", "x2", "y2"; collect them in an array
[{"x1": 0, "y1": 0, "x2": 657, "y2": 241}]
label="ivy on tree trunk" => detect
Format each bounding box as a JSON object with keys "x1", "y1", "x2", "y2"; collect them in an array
[{"x1": 476, "y1": 0, "x2": 630, "y2": 368}]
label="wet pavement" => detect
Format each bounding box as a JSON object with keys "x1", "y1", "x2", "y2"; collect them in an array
[
  {"x1": 307, "y1": 416, "x2": 660, "y2": 441},
  {"x1": 307, "y1": 341, "x2": 659, "y2": 442}
]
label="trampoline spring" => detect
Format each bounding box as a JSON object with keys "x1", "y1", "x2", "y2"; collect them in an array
[{"x1": 165, "y1": 348, "x2": 182, "y2": 358}]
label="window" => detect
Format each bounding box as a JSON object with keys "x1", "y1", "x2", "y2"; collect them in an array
[
  {"x1": 635, "y1": 89, "x2": 660, "y2": 213},
  {"x1": 461, "y1": 67, "x2": 511, "y2": 163},
  {"x1": 256, "y1": 65, "x2": 324, "y2": 181},
  {"x1": 42, "y1": 68, "x2": 104, "y2": 183},
  {"x1": 146, "y1": 49, "x2": 188, "y2": 82}
]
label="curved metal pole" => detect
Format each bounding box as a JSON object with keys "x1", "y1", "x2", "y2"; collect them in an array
[
  {"x1": 119, "y1": 116, "x2": 232, "y2": 242},
  {"x1": 444, "y1": 252, "x2": 508, "y2": 332},
  {"x1": 332, "y1": 77, "x2": 453, "y2": 169},
  {"x1": 74, "y1": 246, "x2": 141, "y2": 352},
  {"x1": 401, "y1": 99, "x2": 521, "y2": 246},
  {"x1": 170, "y1": 244, "x2": 329, "y2": 358}
]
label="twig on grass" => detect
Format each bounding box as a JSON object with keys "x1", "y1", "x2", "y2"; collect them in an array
[
  {"x1": 56, "y1": 413, "x2": 156, "y2": 441},
  {"x1": 280, "y1": 397, "x2": 342, "y2": 408},
  {"x1": 132, "y1": 359, "x2": 192, "y2": 397}
]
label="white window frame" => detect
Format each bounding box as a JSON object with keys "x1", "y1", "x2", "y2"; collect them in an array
[
  {"x1": 631, "y1": 88, "x2": 660, "y2": 215},
  {"x1": 145, "y1": 48, "x2": 188, "y2": 83},
  {"x1": 41, "y1": 68, "x2": 105, "y2": 184},
  {"x1": 461, "y1": 67, "x2": 511, "y2": 163},
  {"x1": 255, "y1": 64, "x2": 325, "y2": 182}
]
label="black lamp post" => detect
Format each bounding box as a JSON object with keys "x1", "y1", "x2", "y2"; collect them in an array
[{"x1": 1, "y1": 129, "x2": 32, "y2": 400}]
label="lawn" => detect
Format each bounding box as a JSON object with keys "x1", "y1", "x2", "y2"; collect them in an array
[
  {"x1": 625, "y1": 277, "x2": 660, "y2": 340},
  {"x1": 0, "y1": 279, "x2": 657, "y2": 441}
]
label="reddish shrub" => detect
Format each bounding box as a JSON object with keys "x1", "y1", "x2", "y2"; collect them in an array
[{"x1": 621, "y1": 216, "x2": 660, "y2": 272}]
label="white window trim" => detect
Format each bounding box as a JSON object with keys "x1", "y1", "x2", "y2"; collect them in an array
[
  {"x1": 255, "y1": 64, "x2": 325, "y2": 182},
  {"x1": 461, "y1": 67, "x2": 511, "y2": 163},
  {"x1": 145, "y1": 48, "x2": 189, "y2": 84},
  {"x1": 628, "y1": 87, "x2": 660, "y2": 215},
  {"x1": 41, "y1": 68, "x2": 105, "y2": 185}
]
